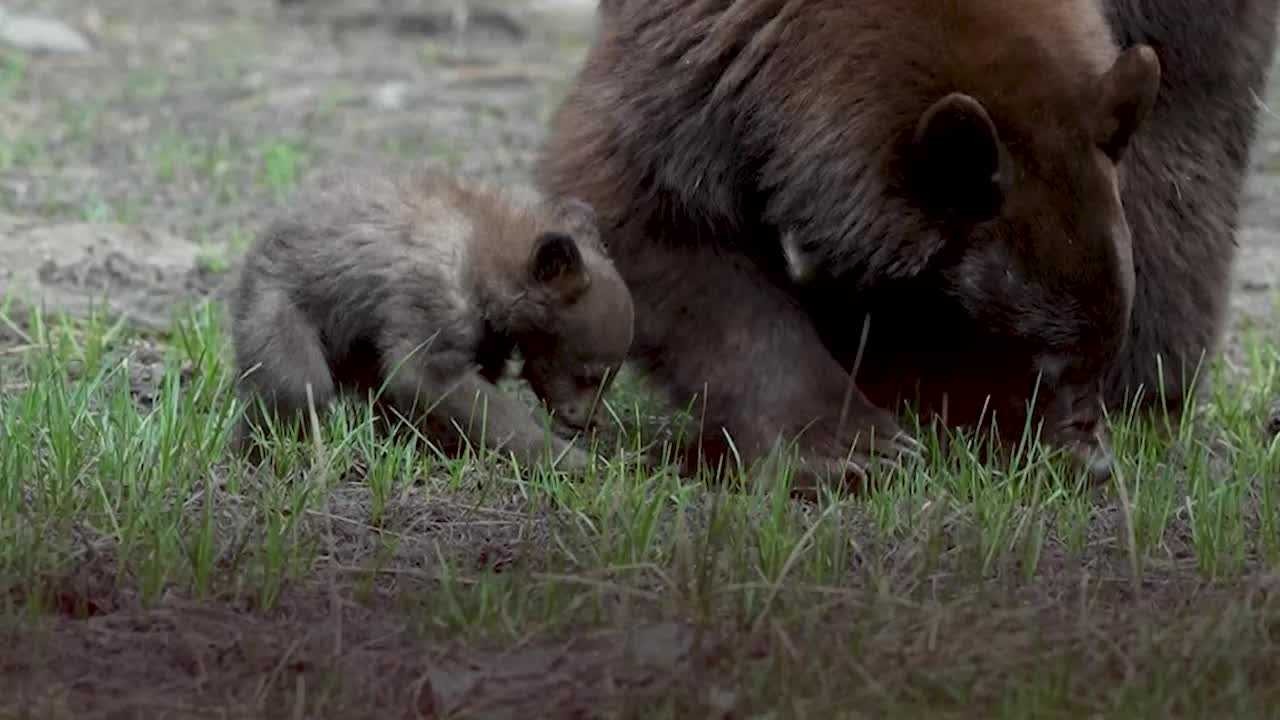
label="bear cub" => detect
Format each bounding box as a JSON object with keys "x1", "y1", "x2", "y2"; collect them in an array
[{"x1": 228, "y1": 169, "x2": 634, "y2": 471}]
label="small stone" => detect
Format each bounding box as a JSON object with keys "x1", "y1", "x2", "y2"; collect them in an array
[
  {"x1": 371, "y1": 81, "x2": 409, "y2": 111},
  {"x1": 0, "y1": 10, "x2": 92, "y2": 54}
]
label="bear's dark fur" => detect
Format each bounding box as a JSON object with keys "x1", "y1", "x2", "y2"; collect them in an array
[
  {"x1": 537, "y1": 0, "x2": 1171, "y2": 487},
  {"x1": 1098, "y1": 0, "x2": 1279, "y2": 414}
]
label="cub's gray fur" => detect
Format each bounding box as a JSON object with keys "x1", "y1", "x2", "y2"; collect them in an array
[{"x1": 229, "y1": 169, "x2": 634, "y2": 470}]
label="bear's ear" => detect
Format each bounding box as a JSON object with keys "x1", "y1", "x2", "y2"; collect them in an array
[
  {"x1": 1093, "y1": 44, "x2": 1160, "y2": 162},
  {"x1": 909, "y1": 92, "x2": 1004, "y2": 222},
  {"x1": 529, "y1": 231, "x2": 590, "y2": 301}
]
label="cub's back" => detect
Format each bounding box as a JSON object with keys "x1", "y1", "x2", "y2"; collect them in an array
[{"x1": 233, "y1": 170, "x2": 483, "y2": 361}]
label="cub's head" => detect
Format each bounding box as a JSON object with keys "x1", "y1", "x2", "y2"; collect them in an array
[
  {"x1": 515, "y1": 198, "x2": 634, "y2": 433},
  {"x1": 903, "y1": 45, "x2": 1161, "y2": 479}
]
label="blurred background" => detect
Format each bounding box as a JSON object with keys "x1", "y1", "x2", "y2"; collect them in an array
[{"x1": 0, "y1": 0, "x2": 600, "y2": 330}]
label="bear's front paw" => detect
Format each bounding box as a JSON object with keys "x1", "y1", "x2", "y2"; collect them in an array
[{"x1": 780, "y1": 401, "x2": 922, "y2": 498}]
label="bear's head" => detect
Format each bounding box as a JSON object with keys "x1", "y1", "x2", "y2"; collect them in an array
[
  {"x1": 894, "y1": 44, "x2": 1161, "y2": 478},
  {"x1": 785, "y1": 43, "x2": 1162, "y2": 480},
  {"x1": 916, "y1": 44, "x2": 1157, "y2": 474}
]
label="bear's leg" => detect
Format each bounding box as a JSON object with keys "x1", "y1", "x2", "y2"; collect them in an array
[
  {"x1": 230, "y1": 287, "x2": 337, "y2": 454},
  {"x1": 618, "y1": 232, "x2": 917, "y2": 493},
  {"x1": 1102, "y1": 0, "x2": 1279, "y2": 416}
]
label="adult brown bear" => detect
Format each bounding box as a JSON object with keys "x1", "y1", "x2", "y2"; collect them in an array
[
  {"x1": 793, "y1": 0, "x2": 1280, "y2": 473},
  {"x1": 536, "y1": 0, "x2": 1273, "y2": 489}
]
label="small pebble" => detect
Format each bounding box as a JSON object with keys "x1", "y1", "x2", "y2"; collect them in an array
[
  {"x1": 0, "y1": 9, "x2": 92, "y2": 54},
  {"x1": 372, "y1": 81, "x2": 409, "y2": 111}
]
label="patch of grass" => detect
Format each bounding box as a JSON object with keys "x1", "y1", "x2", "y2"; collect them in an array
[
  {"x1": 0, "y1": 49, "x2": 28, "y2": 99},
  {"x1": 418, "y1": 41, "x2": 448, "y2": 67},
  {"x1": 78, "y1": 192, "x2": 141, "y2": 225},
  {"x1": 147, "y1": 132, "x2": 197, "y2": 183},
  {"x1": 147, "y1": 130, "x2": 239, "y2": 204},
  {"x1": 0, "y1": 132, "x2": 45, "y2": 171},
  {"x1": 257, "y1": 139, "x2": 308, "y2": 199},
  {"x1": 0, "y1": 298, "x2": 1278, "y2": 714},
  {"x1": 57, "y1": 100, "x2": 103, "y2": 149},
  {"x1": 195, "y1": 245, "x2": 232, "y2": 275},
  {"x1": 124, "y1": 67, "x2": 170, "y2": 100},
  {"x1": 200, "y1": 23, "x2": 263, "y2": 84},
  {"x1": 192, "y1": 222, "x2": 253, "y2": 275},
  {"x1": 427, "y1": 136, "x2": 465, "y2": 169},
  {"x1": 314, "y1": 82, "x2": 359, "y2": 123}
]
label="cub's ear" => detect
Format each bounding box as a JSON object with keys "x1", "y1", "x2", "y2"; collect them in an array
[
  {"x1": 909, "y1": 92, "x2": 1003, "y2": 222},
  {"x1": 1094, "y1": 44, "x2": 1160, "y2": 162},
  {"x1": 530, "y1": 231, "x2": 590, "y2": 301},
  {"x1": 550, "y1": 197, "x2": 602, "y2": 245}
]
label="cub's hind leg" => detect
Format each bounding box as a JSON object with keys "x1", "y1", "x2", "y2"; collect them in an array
[{"x1": 230, "y1": 287, "x2": 337, "y2": 455}]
